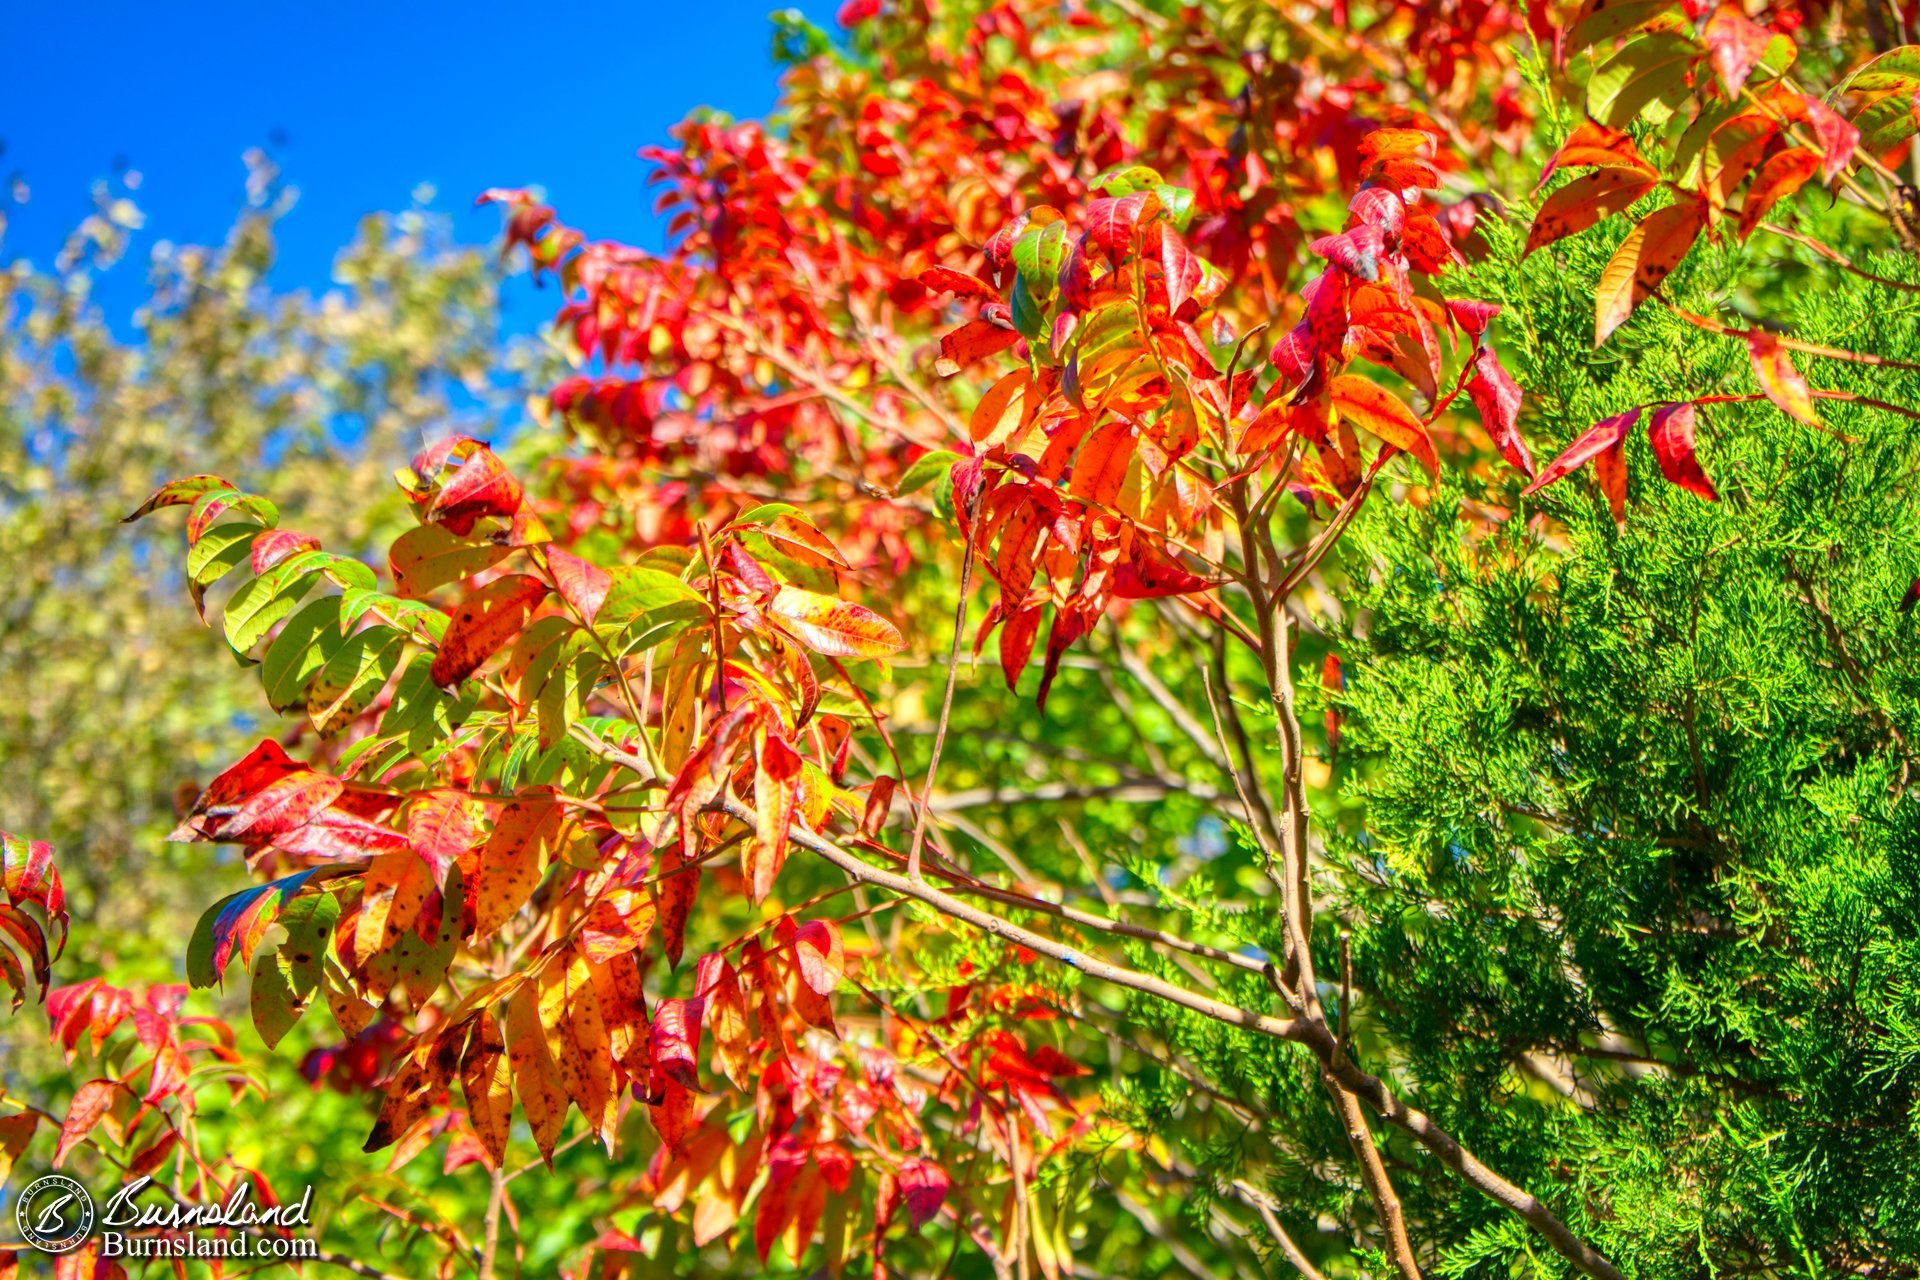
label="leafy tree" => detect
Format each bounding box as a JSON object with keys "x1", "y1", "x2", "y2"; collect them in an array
[{"x1": 7, "y1": 3, "x2": 1920, "y2": 1279}]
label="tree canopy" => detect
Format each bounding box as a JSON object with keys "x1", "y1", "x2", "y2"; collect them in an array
[{"x1": 7, "y1": 2, "x2": 1920, "y2": 1278}]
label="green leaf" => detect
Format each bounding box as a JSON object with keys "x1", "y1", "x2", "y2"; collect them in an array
[
  {"x1": 1587, "y1": 34, "x2": 1699, "y2": 130},
  {"x1": 1155, "y1": 184, "x2": 1197, "y2": 233},
  {"x1": 263, "y1": 596, "x2": 349, "y2": 713},
  {"x1": 539, "y1": 641, "x2": 599, "y2": 749},
  {"x1": 1855, "y1": 93, "x2": 1919, "y2": 151},
  {"x1": 188, "y1": 522, "x2": 261, "y2": 587},
  {"x1": 222, "y1": 551, "x2": 329, "y2": 657},
  {"x1": 499, "y1": 729, "x2": 541, "y2": 793},
  {"x1": 249, "y1": 892, "x2": 339, "y2": 1049},
  {"x1": 1012, "y1": 220, "x2": 1070, "y2": 299},
  {"x1": 187, "y1": 869, "x2": 323, "y2": 988},
  {"x1": 308, "y1": 626, "x2": 408, "y2": 735},
  {"x1": 1008, "y1": 272, "x2": 1050, "y2": 343},
  {"x1": 1091, "y1": 164, "x2": 1163, "y2": 196},
  {"x1": 383, "y1": 653, "x2": 454, "y2": 741},
  {"x1": 731, "y1": 502, "x2": 804, "y2": 527},
  {"x1": 1839, "y1": 44, "x2": 1920, "y2": 95},
  {"x1": 319, "y1": 555, "x2": 377, "y2": 594},
  {"x1": 598, "y1": 566, "x2": 702, "y2": 628},
  {"x1": 898, "y1": 450, "x2": 963, "y2": 497},
  {"x1": 613, "y1": 598, "x2": 710, "y2": 658}
]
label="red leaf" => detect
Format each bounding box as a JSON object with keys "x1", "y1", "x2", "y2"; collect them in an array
[
  {"x1": 755, "y1": 1138, "x2": 808, "y2": 1262},
  {"x1": 250, "y1": 529, "x2": 321, "y2": 573},
  {"x1": 934, "y1": 319, "x2": 1020, "y2": 377},
  {"x1": 1083, "y1": 191, "x2": 1159, "y2": 255},
  {"x1": 544, "y1": 546, "x2": 612, "y2": 623},
  {"x1": 1447, "y1": 300, "x2": 1500, "y2": 342},
  {"x1": 1113, "y1": 542, "x2": 1212, "y2": 597},
  {"x1": 1035, "y1": 603, "x2": 1091, "y2": 711},
  {"x1": 171, "y1": 741, "x2": 344, "y2": 844},
  {"x1": 1310, "y1": 225, "x2": 1390, "y2": 281},
  {"x1": 1159, "y1": 224, "x2": 1202, "y2": 314},
  {"x1": 55, "y1": 1079, "x2": 119, "y2": 1168},
  {"x1": 792, "y1": 918, "x2": 844, "y2": 995},
  {"x1": 429, "y1": 574, "x2": 551, "y2": 687},
  {"x1": 1804, "y1": 95, "x2": 1860, "y2": 184},
  {"x1": 652, "y1": 996, "x2": 703, "y2": 1089},
  {"x1": 1349, "y1": 187, "x2": 1407, "y2": 238},
  {"x1": 998, "y1": 602, "x2": 1043, "y2": 693},
  {"x1": 899, "y1": 1157, "x2": 950, "y2": 1228},
  {"x1": 423, "y1": 441, "x2": 525, "y2": 536},
  {"x1": 1466, "y1": 347, "x2": 1534, "y2": 478},
  {"x1": 406, "y1": 790, "x2": 481, "y2": 883},
  {"x1": 1305, "y1": 271, "x2": 1349, "y2": 356},
  {"x1": 1523, "y1": 409, "x2": 1640, "y2": 497},
  {"x1": 1647, "y1": 402, "x2": 1719, "y2": 501},
  {"x1": 1704, "y1": 5, "x2": 1772, "y2": 96},
  {"x1": 1, "y1": 831, "x2": 66, "y2": 962}
]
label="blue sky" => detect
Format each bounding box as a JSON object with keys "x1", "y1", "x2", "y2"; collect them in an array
[{"x1": 1, "y1": 0, "x2": 838, "y2": 322}]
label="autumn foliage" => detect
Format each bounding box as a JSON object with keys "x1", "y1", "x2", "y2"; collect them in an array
[{"x1": 9, "y1": 0, "x2": 1920, "y2": 1277}]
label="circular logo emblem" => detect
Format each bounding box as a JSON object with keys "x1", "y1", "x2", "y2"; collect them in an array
[{"x1": 15, "y1": 1174, "x2": 95, "y2": 1254}]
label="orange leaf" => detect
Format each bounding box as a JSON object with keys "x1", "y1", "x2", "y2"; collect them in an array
[
  {"x1": 767, "y1": 586, "x2": 905, "y2": 659},
  {"x1": 1737, "y1": 148, "x2": 1821, "y2": 241},
  {"x1": 1594, "y1": 201, "x2": 1704, "y2": 346},
  {"x1": 460, "y1": 1012, "x2": 513, "y2": 1169},
  {"x1": 504, "y1": 984, "x2": 568, "y2": 1165},
  {"x1": 1699, "y1": 114, "x2": 1780, "y2": 210},
  {"x1": 429, "y1": 574, "x2": 550, "y2": 687},
  {"x1": 1066, "y1": 417, "x2": 1137, "y2": 506},
  {"x1": 580, "y1": 888, "x2": 658, "y2": 964},
  {"x1": 747, "y1": 733, "x2": 801, "y2": 902},
  {"x1": 919, "y1": 265, "x2": 997, "y2": 301},
  {"x1": 467, "y1": 795, "x2": 566, "y2": 942},
  {"x1": 354, "y1": 849, "x2": 436, "y2": 968},
  {"x1": 1525, "y1": 168, "x2": 1656, "y2": 257},
  {"x1": 1747, "y1": 331, "x2": 1821, "y2": 426},
  {"x1": 1538, "y1": 122, "x2": 1657, "y2": 188},
  {"x1": 1329, "y1": 375, "x2": 1438, "y2": 478}
]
